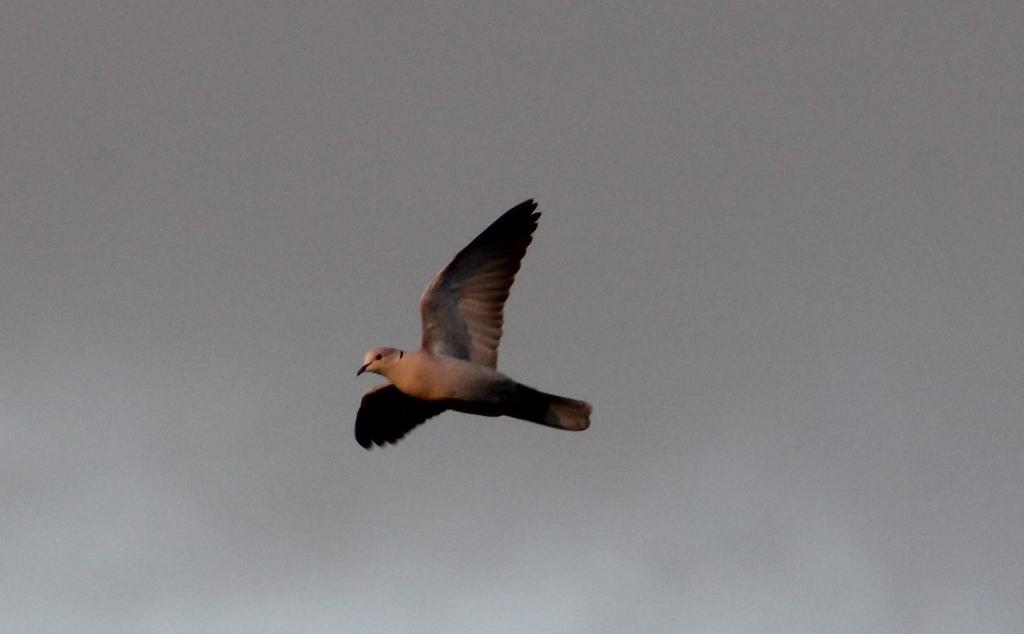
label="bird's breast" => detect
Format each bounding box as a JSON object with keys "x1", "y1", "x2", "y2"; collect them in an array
[{"x1": 391, "y1": 353, "x2": 503, "y2": 403}]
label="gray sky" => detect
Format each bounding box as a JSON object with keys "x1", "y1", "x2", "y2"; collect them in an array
[{"x1": 3, "y1": 1, "x2": 1023, "y2": 632}]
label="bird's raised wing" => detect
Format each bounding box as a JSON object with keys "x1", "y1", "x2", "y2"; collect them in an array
[
  {"x1": 419, "y1": 199, "x2": 540, "y2": 368},
  {"x1": 354, "y1": 384, "x2": 447, "y2": 449}
]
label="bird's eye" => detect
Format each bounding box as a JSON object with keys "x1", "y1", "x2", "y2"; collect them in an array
[{"x1": 375, "y1": 354, "x2": 382, "y2": 361}]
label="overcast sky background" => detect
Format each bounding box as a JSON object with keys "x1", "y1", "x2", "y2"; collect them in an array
[{"x1": 3, "y1": 2, "x2": 1023, "y2": 632}]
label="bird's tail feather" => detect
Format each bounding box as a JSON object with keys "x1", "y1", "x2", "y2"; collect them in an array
[{"x1": 503, "y1": 384, "x2": 591, "y2": 431}]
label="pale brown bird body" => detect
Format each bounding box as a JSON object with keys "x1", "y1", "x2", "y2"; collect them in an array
[{"x1": 354, "y1": 199, "x2": 591, "y2": 448}]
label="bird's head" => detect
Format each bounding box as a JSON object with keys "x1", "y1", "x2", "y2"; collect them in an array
[{"x1": 357, "y1": 347, "x2": 403, "y2": 377}]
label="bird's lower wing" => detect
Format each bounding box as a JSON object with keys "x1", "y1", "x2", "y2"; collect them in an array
[{"x1": 355, "y1": 384, "x2": 447, "y2": 449}]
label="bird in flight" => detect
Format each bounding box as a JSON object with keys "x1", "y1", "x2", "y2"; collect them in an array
[{"x1": 355, "y1": 199, "x2": 591, "y2": 448}]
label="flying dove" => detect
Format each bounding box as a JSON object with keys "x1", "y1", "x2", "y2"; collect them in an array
[{"x1": 355, "y1": 199, "x2": 591, "y2": 448}]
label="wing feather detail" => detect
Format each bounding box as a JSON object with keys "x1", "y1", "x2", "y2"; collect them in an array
[
  {"x1": 354, "y1": 384, "x2": 447, "y2": 448},
  {"x1": 419, "y1": 200, "x2": 540, "y2": 368}
]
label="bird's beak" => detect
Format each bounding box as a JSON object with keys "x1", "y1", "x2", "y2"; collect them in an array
[{"x1": 356, "y1": 363, "x2": 369, "y2": 376}]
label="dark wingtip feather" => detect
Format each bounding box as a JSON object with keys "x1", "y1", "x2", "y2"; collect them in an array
[
  {"x1": 503, "y1": 198, "x2": 538, "y2": 217},
  {"x1": 492, "y1": 199, "x2": 541, "y2": 238}
]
